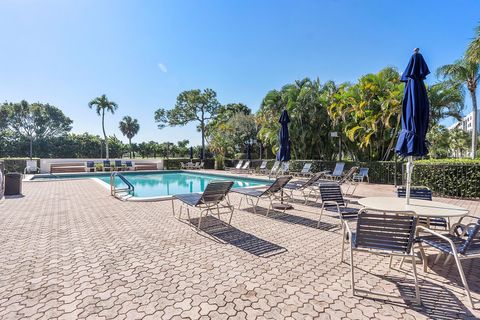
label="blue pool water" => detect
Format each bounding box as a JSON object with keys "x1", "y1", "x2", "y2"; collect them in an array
[{"x1": 33, "y1": 171, "x2": 270, "y2": 198}]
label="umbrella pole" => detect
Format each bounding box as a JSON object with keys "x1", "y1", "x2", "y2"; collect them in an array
[{"x1": 406, "y1": 156, "x2": 413, "y2": 205}]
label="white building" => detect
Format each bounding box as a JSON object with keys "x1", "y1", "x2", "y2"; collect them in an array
[{"x1": 448, "y1": 111, "x2": 480, "y2": 132}]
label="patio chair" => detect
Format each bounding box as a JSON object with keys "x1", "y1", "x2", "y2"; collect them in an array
[
  {"x1": 416, "y1": 216, "x2": 480, "y2": 307},
  {"x1": 342, "y1": 208, "x2": 420, "y2": 304},
  {"x1": 353, "y1": 167, "x2": 369, "y2": 183},
  {"x1": 103, "y1": 160, "x2": 112, "y2": 172},
  {"x1": 125, "y1": 160, "x2": 134, "y2": 171},
  {"x1": 268, "y1": 161, "x2": 281, "y2": 178},
  {"x1": 234, "y1": 175, "x2": 293, "y2": 216},
  {"x1": 283, "y1": 171, "x2": 325, "y2": 204},
  {"x1": 85, "y1": 161, "x2": 96, "y2": 172},
  {"x1": 317, "y1": 183, "x2": 359, "y2": 228},
  {"x1": 396, "y1": 186, "x2": 448, "y2": 230},
  {"x1": 180, "y1": 162, "x2": 187, "y2": 169},
  {"x1": 24, "y1": 159, "x2": 39, "y2": 174},
  {"x1": 172, "y1": 181, "x2": 235, "y2": 231},
  {"x1": 226, "y1": 160, "x2": 243, "y2": 171},
  {"x1": 258, "y1": 161, "x2": 268, "y2": 174},
  {"x1": 191, "y1": 162, "x2": 200, "y2": 170},
  {"x1": 291, "y1": 163, "x2": 313, "y2": 177},
  {"x1": 114, "y1": 160, "x2": 124, "y2": 171},
  {"x1": 323, "y1": 162, "x2": 345, "y2": 180},
  {"x1": 198, "y1": 161, "x2": 205, "y2": 170}
]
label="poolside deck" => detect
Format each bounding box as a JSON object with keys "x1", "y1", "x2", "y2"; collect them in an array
[{"x1": 0, "y1": 173, "x2": 479, "y2": 319}]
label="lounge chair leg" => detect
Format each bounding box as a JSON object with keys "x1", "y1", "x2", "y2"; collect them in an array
[
  {"x1": 238, "y1": 197, "x2": 243, "y2": 210},
  {"x1": 411, "y1": 249, "x2": 421, "y2": 304},
  {"x1": 317, "y1": 207, "x2": 325, "y2": 228},
  {"x1": 443, "y1": 255, "x2": 453, "y2": 266},
  {"x1": 228, "y1": 206, "x2": 234, "y2": 225},
  {"x1": 178, "y1": 206, "x2": 183, "y2": 221},
  {"x1": 350, "y1": 246, "x2": 355, "y2": 296},
  {"x1": 453, "y1": 254, "x2": 474, "y2": 308},
  {"x1": 171, "y1": 198, "x2": 176, "y2": 218},
  {"x1": 389, "y1": 256, "x2": 394, "y2": 269},
  {"x1": 197, "y1": 210, "x2": 204, "y2": 232},
  {"x1": 417, "y1": 243, "x2": 429, "y2": 273},
  {"x1": 434, "y1": 252, "x2": 444, "y2": 265},
  {"x1": 399, "y1": 257, "x2": 405, "y2": 270},
  {"x1": 341, "y1": 229, "x2": 346, "y2": 262}
]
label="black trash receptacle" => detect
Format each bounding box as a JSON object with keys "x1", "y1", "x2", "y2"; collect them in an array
[{"x1": 5, "y1": 173, "x2": 22, "y2": 196}]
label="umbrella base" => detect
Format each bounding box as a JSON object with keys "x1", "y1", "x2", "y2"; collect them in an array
[{"x1": 272, "y1": 203, "x2": 294, "y2": 210}]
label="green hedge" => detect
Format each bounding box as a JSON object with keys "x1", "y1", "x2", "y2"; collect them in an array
[
  {"x1": 163, "y1": 158, "x2": 215, "y2": 170},
  {"x1": 412, "y1": 159, "x2": 480, "y2": 198}
]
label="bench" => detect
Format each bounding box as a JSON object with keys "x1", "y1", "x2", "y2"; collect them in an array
[
  {"x1": 134, "y1": 163, "x2": 158, "y2": 171},
  {"x1": 50, "y1": 163, "x2": 86, "y2": 173}
]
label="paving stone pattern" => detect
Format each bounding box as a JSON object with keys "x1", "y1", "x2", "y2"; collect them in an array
[{"x1": 0, "y1": 177, "x2": 479, "y2": 319}]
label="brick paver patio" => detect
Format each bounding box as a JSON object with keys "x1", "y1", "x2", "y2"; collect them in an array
[{"x1": 0, "y1": 176, "x2": 479, "y2": 319}]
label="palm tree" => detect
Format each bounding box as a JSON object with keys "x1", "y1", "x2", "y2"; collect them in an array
[
  {"x1": 467, "y1": 24, "x2": 480, "y2": 63},
  {"x1": 119, "y1": 116, "x2": 140, "y2": 158},
  {"x1": 437, "y1": 59, "x2": 479, "y2": 158},
  {"x1": 88, "y1": 94, "x2": 118, "y2": 159}
]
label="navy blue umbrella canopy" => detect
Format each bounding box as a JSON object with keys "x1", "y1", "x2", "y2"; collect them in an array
[
  {"x1": 189, "y1": 146, "x2": 193, "y2": 160},
  {"x1": 276, "y1": 109, "x2": 291, "y2": 162},
  {"x1": 246, "y1": 144, "x2": 252, "y2": 160},
  {"x1": 395, "y1": 49, "x2": 430, "y2": 157}
]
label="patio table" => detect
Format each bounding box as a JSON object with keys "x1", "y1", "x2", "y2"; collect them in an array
[{"x1": 357, "y1": 197, "x2": 468, "y2": 218}]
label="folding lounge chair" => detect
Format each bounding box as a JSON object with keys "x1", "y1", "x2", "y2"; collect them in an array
[
  {"x1": 337, "y1": 166, "x2": 359, "y2": 195},
  {"x1": 397, "y1": 186, "x2": 448, "y2": 229},
  {"x1": 268, "y1": 161, "x2": 281, "y2": 178},
  {"x1": 342, "y1": 209, "x2": 420, "y2": 304},
  {"x1": 234, "y1": 160, "x2": 251, "y2": 173},
  {"x1": 234, "y1": 175, "x2": 293, "y2": 216},
  {"x1": 191, "y1": 162, "x2": 200, "y2": 170},
  {"x1": 85, "y1": 161, "x2": 96, "y2": 172},
  {"x1": 103, "y1": 160, "x2": 112, "y2": 172},
  {"x1": 416, "y1": 217, "x2": 480, "y2": 307},
  {"x1": 227, "y1": 160, "x2": 243, "y2": 171},
  {"x1": 283, "y1": 172, "x2": 325, "y2": 204},
  {"x1": 317, "y1": 183, "x2": 359, "y2": 228},
  {"x1": 180, "y1": 162, "x2": 187, "y2": 169},
  {"x1": 291, "y1": 163, "x2": 313, "y2": 177},
  {"x1": 258, "y1": 161, "x2": 268, "y2": 174},
  {"x1": 323, "y1": 162, "x2": 345, "y2": 180},
  {"x1": 353, "y1": 167, "x2": 369, "y2": 183},
  {"x1": 125, "y1": 161, "x2": 134, "y2": 171},
  {"x1": 198, "y1": 162, "x2": 205, "y2": 170},
  {"x1": 24, "y1": 159, "x2": 39, "y2": 174},
  {"x1": 172, "y1": 181, "x2": 235, "y2": 231}
]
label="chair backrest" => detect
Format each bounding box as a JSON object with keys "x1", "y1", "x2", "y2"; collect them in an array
[
  {"x1": 319, "y1": 183, "x2": 345, "y2": 206},
  {"x1": 338, "y1": 166, "x2": 358, "y2": 184},
  {"x1": 259, "y1": 161, "x2": 268, "y2": 169},
  {"x1": 396, "y1": 186, "x2": 432, "y2": 201},
  {"x1": 281, "y1": 162, "x2": 289, "y2": 173},
  {"x1": 241, "y1": 161, "x2": 250, "y2": 169},
  {"x1": 86, "y1": 161, "x2": 95, "y2": 168},
  {"x1": 26, "y1": 159, "x2": 37, "y2": 168},
  {"x1": 200, "y1": 181, "x2": 234, "y2": 205},
  {"x1": 235, "y1": 160, "x2": 244, "y2": 169},
  {"x1": 301, "y1": 163, "x2": 312, "y2": 173},
  {"x1": 194, "y1": 162, "x2": 200, "y2": 167},
  {"x1": 199, "y1": 162, "x2": 204, "y2": 167},
  {"x1": 332, "y1": 162, "x2": 345, "y2": 176},
  {"x1": 354, "y1": 209, "x2": 417, "y2": 254},
  {"x1": 358, "y1": 167, "x2": 369, "y2": 177},
  {"x1": 264, "y1": 175, "x2": 292, "y2": 195},
  {"x1": 115, "y1": 160, "x2": 122, "y2": 167},
  {"x1": 126, "y1": 161, "x2": 133, "y2": 167},
  {"x1": 103, "y1": 160, "x2": 111, "y2": 167},
  {"x1": 302, "y1": 172, "x2": 325, "y2": 188},
  {"x1": 458, "y1": 220, "x2": 480, "y2": 254},
  {"x1": 270, "y1": 161, "x2": 280, "y2": 172}
]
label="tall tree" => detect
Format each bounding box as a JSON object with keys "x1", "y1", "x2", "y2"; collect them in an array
[
  {"x1": 428, "y1": 80, "x2": 465, "y2": 126},
  {"x1": 467, "y1": 24, "x2": 480, "y2": 63},
  {"x1": 119, "y1": 116, "x2": 140, "y2": 158},
  {"x1": 155, "y1": 89, "x2": 221, "y2": 159},
  {"x1": 1, "y1": 100, "x2": 72, "y2": 158},
  {"x1": 437, "y1": 59, "x2": 479, "y2": 158},
  {"x1": 88, "y1": 94, "x2": 118, "y2": 159}
]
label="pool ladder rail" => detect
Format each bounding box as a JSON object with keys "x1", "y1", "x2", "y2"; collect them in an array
[{"x1": 110, "y1": 172, "x2": 135, "y2": 200}]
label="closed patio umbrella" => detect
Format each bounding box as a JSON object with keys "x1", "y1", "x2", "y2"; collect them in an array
[
  {"x1": 395, "y1": 48, "x2": 430, "y2": 204},
  {"x1": 189, "y1": 146, "x2": 193, "y2": 160},
  {"x1": 247, "y1": 144, "x2": 252, "y2": 160},
  {"x1": 276, "y1": 109, "x2": 291, "y2": 162}
]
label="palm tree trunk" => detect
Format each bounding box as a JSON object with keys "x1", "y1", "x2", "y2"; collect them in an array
[
  {"x1": 102, "y1": 109, "x2": 109, "y2": 159},
  {"x1": 470, "y1": 89, "x2": 478, "y2": 158},
  {"x1": 129, "y1": 138, "x2": 132, "y2": 158}
]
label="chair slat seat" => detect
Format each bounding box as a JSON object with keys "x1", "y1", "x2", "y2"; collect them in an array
[
  {"x1": 417, "y1": 234, "x2": 480, "y2": 256},
  {"x1": 232, "y1": 188, "x2": 265, "y2": 197},
  {"x1": 418, "y1": 217, "x2": 448, "y2": 228},
  {"x1": 174, "y1": 193, "x2": 202, "y2": 206}
]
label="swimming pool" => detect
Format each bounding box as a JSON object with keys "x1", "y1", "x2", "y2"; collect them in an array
[{"x1": 31, "y1": 171, "x2": 270, "y2": 199}]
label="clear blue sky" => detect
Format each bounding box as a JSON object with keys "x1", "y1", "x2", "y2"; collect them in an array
[{"x1": 1, "y1": 0, "x2": 479, "y2": 145}]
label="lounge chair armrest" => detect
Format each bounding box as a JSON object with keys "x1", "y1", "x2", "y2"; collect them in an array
[
  {"x1": 322, "y1": 201, "x2": 341, "y2": 213},
  {"x1": 416, "y1": 226, "x2": 460, "y2": 255}
]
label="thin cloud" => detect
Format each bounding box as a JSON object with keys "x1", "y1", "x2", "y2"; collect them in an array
[{"x1": 157, "y1": 63, "x2": 168, "y2": 73}]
